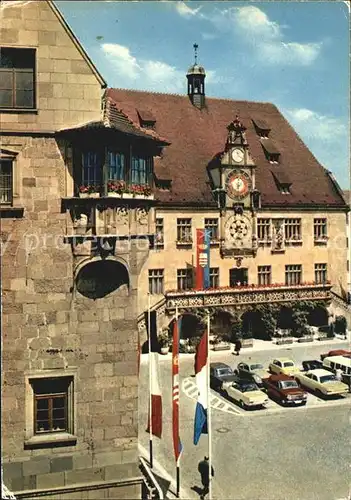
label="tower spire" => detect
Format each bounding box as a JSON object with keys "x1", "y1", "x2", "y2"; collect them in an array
[{"x1": 193, "y1": 43, "x2": 198, "y2": 65}]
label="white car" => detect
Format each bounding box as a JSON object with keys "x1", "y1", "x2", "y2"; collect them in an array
[
  {"x1": 295, "y1": 369, "x2": 349, "y2": 397},
  {"x1": 222, "y1": 378, "x2": 269, "y2": 410}
]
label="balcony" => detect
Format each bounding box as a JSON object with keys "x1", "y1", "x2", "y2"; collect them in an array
[
  {"x1": 61, "y1": 196, "x2": 155, "y2": 242},
  {"x1": 165, "y1": 282, "x2": 332, "y2": 311}
]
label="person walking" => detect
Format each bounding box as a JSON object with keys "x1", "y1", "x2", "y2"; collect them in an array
[
  {"x1": 335, "y1": 368, "x2": 343, "y2": 382},
  {"x1": 198, "y1": 456, "x2": 214, "y2": 500},
  {"x1": 234, "y1": 338, "x2": 242, "y2": 356}
]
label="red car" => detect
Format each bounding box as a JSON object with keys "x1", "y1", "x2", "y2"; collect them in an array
[
  {"x1": 263, "y1": 374, "x2": 308, "y2": 406},
  {"x1": 320, "y1": 349, "x2": 351, "y2": 361}
]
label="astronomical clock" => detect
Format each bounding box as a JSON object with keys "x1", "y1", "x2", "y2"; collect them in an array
[{"x1": 214, "y1": 116, "x2": 260, "y2": 258}]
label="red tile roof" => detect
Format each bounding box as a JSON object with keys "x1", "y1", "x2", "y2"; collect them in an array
[{"x1": 106, "y1": 88, "x2": 347, "y2": 208}]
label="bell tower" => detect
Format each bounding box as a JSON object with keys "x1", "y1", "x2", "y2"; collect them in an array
[{"x1": 186, "y1": 43, "x2": 206, "y2": 109}]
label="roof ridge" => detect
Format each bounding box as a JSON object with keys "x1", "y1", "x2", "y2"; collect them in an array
[{"x1": 108, "y1": 87, "x2": 276, "y2": 106}]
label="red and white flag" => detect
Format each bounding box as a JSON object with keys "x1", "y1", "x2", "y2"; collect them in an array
[
  {"x1": 172, "y1": 317, "x2": 183, "y2": 463},
  {"x1": 146, "y1": 310, "x2": 162, "y2": 438}
]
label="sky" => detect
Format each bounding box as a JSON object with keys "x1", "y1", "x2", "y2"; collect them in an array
[{"x1": 56, "y1": 1, "x2": 348, "y2": 189}]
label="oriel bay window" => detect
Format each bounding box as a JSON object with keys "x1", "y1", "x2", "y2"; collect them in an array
[{"x1": 74, "y1": 145, "x2": 154, "y2": 195}]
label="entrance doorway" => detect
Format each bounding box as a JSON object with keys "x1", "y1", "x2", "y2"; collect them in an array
[{"x1": 229, "y1": 268, "x2": 248, "y2": 287}]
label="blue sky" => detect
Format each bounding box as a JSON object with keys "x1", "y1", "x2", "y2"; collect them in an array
[{"x1": 56, "y1": 1, "x2": 349, "y2": 189}]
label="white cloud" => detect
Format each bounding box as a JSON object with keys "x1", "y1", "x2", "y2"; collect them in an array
[
  {"x1": 207, "y1": 5, "x2": 323, "y2": 66},
  {"x1": 101, "y1": 43, "x2": 186, "y2": 93},
  {"x1": 233, "y1": 6, "x2": 281, "y2": 40},
  {"x1": 101, "y1": 44, "x2": 140, "y2": 79},
  {"x1": 175, "y1": 2, "x2": 202, "y2": 18},
  {"x1": 283, "y1": 107, "x2": 347, "y2": 141}
]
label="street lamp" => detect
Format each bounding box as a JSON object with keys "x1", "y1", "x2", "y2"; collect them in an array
[{"x1": 207, "y1": 160, "x2": 226, "y2": 210}]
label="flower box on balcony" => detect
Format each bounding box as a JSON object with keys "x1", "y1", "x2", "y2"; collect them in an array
[
  {"x1": 177, "y1": 239, "x2": 193, "y2": 246},
  {"x1": 107, "y1": 192, "x2": 155, "y2": 200},
  {"x1": 79, "y1": 192, "x2": 100, "y2": 198},
  {"x1": 314, "y1": 237, "x2": 328, "y2": 244}
]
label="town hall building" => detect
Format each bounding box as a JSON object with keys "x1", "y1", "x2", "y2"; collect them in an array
[{"x1": 1, "y1": 1, "x2": 349, "y2": 498}]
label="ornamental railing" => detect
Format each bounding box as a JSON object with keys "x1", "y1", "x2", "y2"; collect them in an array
[{"x1": 165, "y1": 282, "x2": 332, "y2": 310}]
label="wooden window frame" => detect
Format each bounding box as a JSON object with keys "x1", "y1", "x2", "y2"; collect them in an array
[
  {"x1": 284, "y1": 218, "x2": 302, "y2": 243},
  {"x1": 176, "y1": 218, "x2": 192, "y2": 246},
  {"x1": 285, "y1": 264, "x2": 302, "y2": 286},
  {"x1": 0, "y1": 47, "x2": 36, "y2": 110},
  {"x1": 257, "y1": 218, "x2": 271, "y2": 242},
  {"x1": 205, "y1": 218, "x2": 219, "y2": 243},
  {"x1": 313, "y1": 218, "x2": 328, "y2": 243},
  {"x1": 258, "y1": 265, "x2": 271, "y2": 286},
  {"x1": 209, "y1": 267, "x2": 219, "y2": 288},
  {"x1": 314, "y1": 263, "x2": 327, "y2": 285},
  {"x1": 155, "y1": 218, "x2": 164, "y2": 248},
  {"x1": 177, "y1": 268, "x2": 193, "y2": 291},
  {"x1": 0, "y1": 159, "x2": 13, "y2": 205},
  {"x1": 148, "y1": 268, "x2": 164, "y2": 295}
]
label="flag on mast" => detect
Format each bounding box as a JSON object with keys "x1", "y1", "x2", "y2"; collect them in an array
[
  {"x1": 172, "y1": 316, "x2": 183, "y2": 462},
  {"x1": 193, "y1": 331, "x2": 208, "y2": 445},
  {"x1": 145, "y1": 310, "x2": 162, "y2": 438}
]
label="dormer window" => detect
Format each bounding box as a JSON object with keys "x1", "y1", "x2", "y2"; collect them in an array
[
  {"x1": 272, "y1": 170, "x2": 291, "y2": 195},
  {"x1": 252, "y1": 118, "x2": 271, "y2": 138},
  {"x1": 137, "y1": 109, "x2": 156, "y2": 129},
  {"x1": 269, "y1": 154, "x2": 280, "y2": 164},
  {"x1": 260, "y1": 138, "x2": 280, "y2": 163}
]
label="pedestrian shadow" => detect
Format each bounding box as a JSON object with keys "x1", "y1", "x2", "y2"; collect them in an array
[{"x1": 191, "y1": 485, "x2": 204, "y2": 498}]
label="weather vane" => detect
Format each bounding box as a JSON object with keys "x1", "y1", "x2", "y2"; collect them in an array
[{"x1": 193, "y1": 43, "x2": 198, "y2": 64}]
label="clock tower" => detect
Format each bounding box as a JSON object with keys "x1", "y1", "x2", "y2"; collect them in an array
[{"x1": 214, "y1": 116, "x2": 260, "y2": 258}]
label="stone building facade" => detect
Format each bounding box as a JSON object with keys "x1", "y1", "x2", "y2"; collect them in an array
[{"x1": 1, "y1": 1, "x2": 162, "y2": 498}]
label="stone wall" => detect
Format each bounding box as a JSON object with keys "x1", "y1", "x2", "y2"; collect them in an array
[
  {"x1": 1, "y1": 136, "x2": 145, "y2": 496},
  {"x1": 0, "y1": 0, "x2": 104, "y2": 133}
]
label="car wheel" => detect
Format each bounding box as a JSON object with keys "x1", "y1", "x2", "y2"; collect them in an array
[
  {"x1": 239, "y1": 400, "x2": 245, "y2": 409},
  {"x1": 316, "y1": 390, "x2": 324, "y2": 399}
]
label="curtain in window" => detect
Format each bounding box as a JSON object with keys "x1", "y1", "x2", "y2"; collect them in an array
[
  {"x1": 82, "y1": 152, "x2": 102, "y2": 186},
  {"x1": 108, "y1": 151, "x2": 125, "y2": 181}
]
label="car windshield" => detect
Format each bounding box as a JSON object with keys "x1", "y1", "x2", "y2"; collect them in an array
[
  {"x1": 240, "y1": 384, "x2": 258, "y2": 392},
  {"x1": 283, "y1": 361, "x2": 295, "y2": 367},
  {"x1": 250, "y1": 364, "x2": 264, "y2": 371},
  {"x1": 320, "y1": 375, "x2": 336, "y2": 383},
  {"x1": 218, "y1": 368, "x2": 233, "y2": 376},
  {"x1": 280, "y1": 380, "x2": 299, "y2": 389}
]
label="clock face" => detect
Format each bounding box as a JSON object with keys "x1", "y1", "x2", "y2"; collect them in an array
[
  {"x1": 231, "y1": 148, "x2": 244, "y2": 163},
  {"x1": 226, "y1": 170, "x2": 252, "y2": 200}
]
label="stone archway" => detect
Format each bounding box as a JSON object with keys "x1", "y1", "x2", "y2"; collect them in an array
[
  {"x1": 75, "y1": 258, "x2": 129, "y2": 299},
  {"x1": 308, "y1": 305, "x2": 329, "y2": 327}
]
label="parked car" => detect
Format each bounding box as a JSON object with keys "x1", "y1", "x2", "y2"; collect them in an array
[
  {"x1": 322, "y1": 356, "x2": 351, "y2": 386},
  {"x1": 269, "y1": 358, "x2": 301, "y2": 376},
  {"x1": 262, "y1": 374, "x2": 308, "y2": 406},
  {"x1": 302, "y1": 360, "x2": 324, "y2": 371},
  {"x1": 295, "y1": 369, "x2": 349, "y2": 397},
  {"x1": 210, "y1": 362, "x2": 236, "y2": 391},
  {"x1": 320, "y1": 349, "x2": 351, "y2": 361},
  {"x1": 235, "y1": 362, "x2": 270, "y2": 389},
  {"x1": 222, "y1": 378, "x2": 269, "y2": 410}
]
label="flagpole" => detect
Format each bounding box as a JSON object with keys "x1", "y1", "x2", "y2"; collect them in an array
[
  {"x1": 148, "y1": 292, "x2": 153, "y2": 468},
  {"x1": 207, "y1": 311, "x2": 212, "y2": 500},
  {"x1": 175, "y1": 306, "x2": 180, "y2": 498}
]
